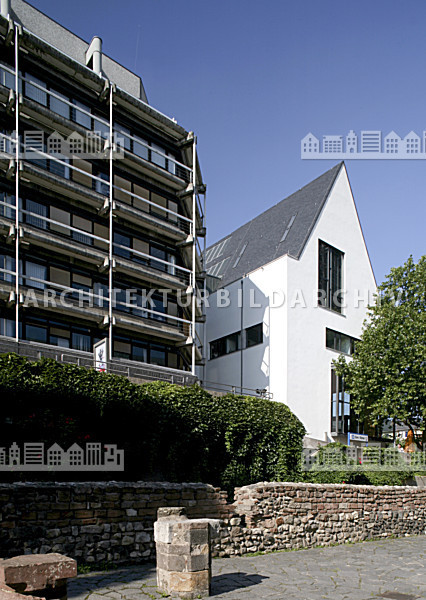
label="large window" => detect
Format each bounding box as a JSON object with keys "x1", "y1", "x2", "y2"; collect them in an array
[
  {"x1": 326, "y1": 328, "x2": 357, "y2": 355},
  {"x1": 210, "y1": 323, "x2": 263, "y2": 359},
  {"x1": 330, "y1": 369, "x2": 360, "y2": 435},
  {"x1": 318, "y1": 240, "x2": 344, "y2": 313},
  {"x1": 246, "y1": 323, "x2": 263, "y2": 348}
]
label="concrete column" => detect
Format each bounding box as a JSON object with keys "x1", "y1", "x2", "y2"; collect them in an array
[{"x1": 154, "y1": 507, "x2": 219, "y2": 599}]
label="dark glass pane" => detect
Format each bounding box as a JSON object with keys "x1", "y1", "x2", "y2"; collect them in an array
[
  {"x1": 151, "y1": 347, "x2": 166, "y2": 366},
  {"x1": 26, "y1": 323, "x2": 47, "y2": 343},
  {"x1": 246, "y1": 323, "x2": 263, "y2": 347}
]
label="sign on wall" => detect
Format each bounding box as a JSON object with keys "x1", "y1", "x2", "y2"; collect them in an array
[{"x1": 94, "y1": 338, "x2": 108, "y2": 372}]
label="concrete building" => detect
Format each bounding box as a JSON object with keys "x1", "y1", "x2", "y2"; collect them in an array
[
  {"x1": 0, "y1": 0, "x2": 206, "y2": 384},
  {"x1": 203, "y1": 163, "x2": 377, "y2": 442}
]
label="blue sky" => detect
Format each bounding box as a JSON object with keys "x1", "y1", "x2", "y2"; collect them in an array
[{"x1": 28, "y1": 0, "x2": 425, "y2": 284}]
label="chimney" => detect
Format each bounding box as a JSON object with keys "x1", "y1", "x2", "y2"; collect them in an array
[
  {"x1": 1, "y1": 0, "x2": 11, "y2": 19},
  {"x1": 86, "y1": 36, "x2": 103, "y2": 76}
]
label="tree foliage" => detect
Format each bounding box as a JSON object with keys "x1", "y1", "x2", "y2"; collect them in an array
[
  {"x1": 334, "y1": 255, "x2": 426, "y2": 448},
  {"x1": 0, "y1": 353, "x2": 305, "y2": 489}
]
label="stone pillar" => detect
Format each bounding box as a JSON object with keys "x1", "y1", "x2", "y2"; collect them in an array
[{"x1": 154, "y1": 507, "x2": 219, "y2": 599}]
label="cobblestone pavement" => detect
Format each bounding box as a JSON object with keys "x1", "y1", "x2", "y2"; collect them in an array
[{"x1": 68, "y1": 536, "x2": 426, "y2": 600}]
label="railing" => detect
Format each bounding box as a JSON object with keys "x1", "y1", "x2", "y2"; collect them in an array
[
  {"x1": 0, "y1": 62, "x2": 192, "y2": 182},
  {"x1": 201, "y1": 380, "x2": 273, "y2": 400},
  {"x1": 0, "y1": 131, "x2": 192, "y2": 235},
  {"x1": 0, "y1": 269, "x2": 192, "y2": 335},
  {"x1": 0, "y1": 336, "x2": 196, "y2": 385}
]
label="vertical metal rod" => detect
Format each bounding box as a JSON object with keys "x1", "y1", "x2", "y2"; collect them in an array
[
  {"x1": 108, "y1": 83, "x2": 113, "y2": 361},
  {"x1": 240, "y1": 278, "x2": 244, "y2": 393},
  {"x1": 202, "y1": 189, "x2": 207, "y2": 384},
  {"x1": 191, "y1": 136, "x2": 197, "y2": 375},
  {"x1": 14, "y1": 25, "x2": 19, "y2": 342}
]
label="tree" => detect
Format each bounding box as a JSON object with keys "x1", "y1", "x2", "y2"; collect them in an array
[{"x1": 334, "y1": 255, "x2": 426, "y2": 449}]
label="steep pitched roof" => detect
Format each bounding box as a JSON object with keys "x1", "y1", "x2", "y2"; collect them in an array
[{"x1": 205, "y1": 163, "x2": 343, "y2": 288}]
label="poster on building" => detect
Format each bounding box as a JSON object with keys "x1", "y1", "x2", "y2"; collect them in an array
[{"x1": 94, "y1": 338, "x2": 108, "y2": 372}]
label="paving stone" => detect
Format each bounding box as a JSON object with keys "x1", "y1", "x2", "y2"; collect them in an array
[{"x1": 68, "y1": 536, "x2": 425, "y2": 600}]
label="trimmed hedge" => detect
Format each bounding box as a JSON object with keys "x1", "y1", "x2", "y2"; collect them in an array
[
  {"x1": 302, "y1": 442, "x2": 421, "y2": 486},
  {"x1": 0, "y1": 353, "x2": 305, "y2": 489}
]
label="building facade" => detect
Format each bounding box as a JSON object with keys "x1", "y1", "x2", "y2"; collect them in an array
[
  {"x1": 203, "y1": 163, "x2": 376, "y2": 442},
  {"x1": 0, "y1": 0, "x2": 206, "y2": 383}
]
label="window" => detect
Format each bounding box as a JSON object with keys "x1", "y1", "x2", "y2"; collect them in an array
[
  {"x1": 151, "y1": 347, "x2": 166, "y2": 366},
  {"x1": 246, "y1": 323, "x2": 263, "y2": 348},
  {"x1": 133, "y1": 135, "x2": 149, "y2": 160},
  {"x1": 72, "y1": 215, "x2": 93, "y2": 246},
  {"x1": 150, "y1": 246, "x2": 166, "y2": 272},
  {"x1": 25, "y1": 261, "x2": 47, "y2": 290},
  {"x1": 326, "y1": 328, "x2": 356, "y2": 355},
  {"x1": 50, "y1": 89, "x2": 70, "y2": 119},
  {"x1": 25, "y1": 199, "x2": 47, "y2": 229},
  {"x1": 0, "y1": 317, "x2": 15, "y2": 338},
  {"x1": 331, "y1": 369, "x2": 360, "y2": 435},
  {"x1": 72, "y1": 100, "x2": 91, "y2": 129},
  {"x1": 26, "y1": 323, "x2": 47, "y2": 343},
  {"x1": 0, "y1": 192, "x2": 15, "y2": 220},
  {"x1": 318, "y1": 240, "x2": 344, "y2": 313},
  {"x1": 210, "y1": 331, "x2": 241, "y2": 359},
  {"x1": 151, "y1": 143, "x2": 166, "y2": 169},
  {"x1": 25, "y1": 75, "x2": 47, "y2": 106},
  {"x1": 114, "y1": 232, "x2": 131, "y2": 259},
  {"x1": 72, "y1": 331, "x2": 91, "y2": 352}
]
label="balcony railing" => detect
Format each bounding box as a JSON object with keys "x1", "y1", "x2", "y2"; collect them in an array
[
  {"x1": 0, "y1": 131, "x2": 193, "y2": 235},
  {"x1": 0, "y1": 62, "x2": 192, "y2": 183},
  {"x1": 0, "y1": 268, "x2": 192, "y2": 335}
]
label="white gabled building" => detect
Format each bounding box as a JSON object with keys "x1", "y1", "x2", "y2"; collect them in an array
[{"x1": 203, "y1": 163, "x2": 376, "y2": 443}]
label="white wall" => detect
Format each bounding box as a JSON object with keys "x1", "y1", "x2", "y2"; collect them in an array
[
  {"x1": 205, "y1": 257, "x2": 287, "y2": 397},
  {"x1": 284, "y1": 166, "x2": 376, "y2": 440},
  {"x1": 204, "y1": 165, "x2": 376, "y2": 441}
]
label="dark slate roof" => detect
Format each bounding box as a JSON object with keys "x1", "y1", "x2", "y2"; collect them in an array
[{"x1": 205, "y1": 163, "x2": 344, "y2": 288}]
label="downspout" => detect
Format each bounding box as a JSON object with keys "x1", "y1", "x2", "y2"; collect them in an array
[
  {"x1": 240, "y1": 278, "x2": 244, "y2": 393},
  {"x1": 14, "y1": 23, "x2": 19, "y2": 342},
  {"x1": 1, "y1": 0, "x2": 10, "y2": 19}
]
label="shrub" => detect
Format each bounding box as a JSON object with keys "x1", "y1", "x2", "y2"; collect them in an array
[{"x1": 0, "y1": 353, "x2": 305, "y2": 490}]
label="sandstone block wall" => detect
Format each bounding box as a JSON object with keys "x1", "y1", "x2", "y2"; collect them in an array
[
  {"x1": 214, "y1": 482, "x2": 426, "y2": 556},
  {"x1": 0, "y1": 481, "x2": 424, "y2": 564},
  {"x1": 0, "y1": 482, "x2": 230, "y2": 564}
]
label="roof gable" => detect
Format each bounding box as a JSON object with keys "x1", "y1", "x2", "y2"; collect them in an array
[{"x1": 206, "y1": 163, "x2": 343, "y2": 287}]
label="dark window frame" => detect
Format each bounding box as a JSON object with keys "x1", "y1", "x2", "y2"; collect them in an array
[{"x1": 318, "y1": 240, "x2": 344, "y2": 314}]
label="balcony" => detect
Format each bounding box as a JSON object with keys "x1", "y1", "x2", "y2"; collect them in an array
[
  {"x1": 0, "y1": 63, "x2": 193, "y2": 189},
  {"x1": 0, "y1": 276, "x2": 189, "y2": 343},
  {"x1": 0, "y1": 336, "x2": 197, "y2": 386}
]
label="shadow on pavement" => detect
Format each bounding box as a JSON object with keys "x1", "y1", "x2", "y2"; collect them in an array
[{"x1": 211, "y1": 572, "x2": 268, "y2": 595}]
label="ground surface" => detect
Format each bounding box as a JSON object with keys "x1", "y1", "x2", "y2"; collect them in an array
[{"x1": 68, "y1": 536, "x2": 426, "y2": 600}]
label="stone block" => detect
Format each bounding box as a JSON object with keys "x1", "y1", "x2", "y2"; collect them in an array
[
  {"x1": 0, "y1": 583, "x2": 46, "y2": 600},
  {"x1": 0, "y1": 555, "x2": 76, "y2": 596},
  {"x1": 157, "y1": 568, "x2": 209, "y2": 599}
]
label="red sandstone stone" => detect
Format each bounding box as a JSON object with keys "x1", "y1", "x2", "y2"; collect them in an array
[{"x1": 0, "y1": 554, "x2": 77, "y2": 593}]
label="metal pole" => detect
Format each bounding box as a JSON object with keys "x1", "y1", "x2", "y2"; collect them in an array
[
  {"x1": 14, "y1": 25, "x2": 19, "y2": 342},
  {"x1": 191, "y1": 136, "x2": 197, "y2": 375},
  {"x1": 108, "y1": 83, "x2": 113, "y2": 361},
  {"x1": 202, "y1": 188, "x2": 207, "y2": 384},
  {"x1": 240, "y1": 278, "x2": 244, "y2": 393}
]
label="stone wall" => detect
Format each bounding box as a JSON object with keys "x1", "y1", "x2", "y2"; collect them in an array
[
  {"x1": 215, "y1": 482, "x2": 426, "y2": 556},
  {"x1": 0, "y1": 481, "x2": 425, "y2": 564},
  {"x1": 0, "y1": 482, "x2": 230, "y2": 564}
]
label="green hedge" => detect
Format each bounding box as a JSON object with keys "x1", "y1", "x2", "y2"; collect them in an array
[
  {"x1": 0, "y1": 353, "x2": 305, "y2": 490},
  {"x1": 302, "y1": 442, "x2": 420, "y2": 486}
]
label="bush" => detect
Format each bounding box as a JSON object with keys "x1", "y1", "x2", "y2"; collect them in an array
[
  {"x1": 303, "y1": 442, "x2": 414, "y2": 486},
  {"x1": 0, "y1": 353, "x2": 305, "y2": 490}
]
